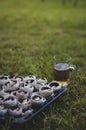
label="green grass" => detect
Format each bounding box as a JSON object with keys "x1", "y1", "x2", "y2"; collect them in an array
[{"x1": 0, "y1": 0, "x2": 86, "y2": 130}]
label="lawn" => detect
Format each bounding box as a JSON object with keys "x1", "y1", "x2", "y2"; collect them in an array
[{"x1": 0, "y1": 0, "x2": 86, "y2": 130}]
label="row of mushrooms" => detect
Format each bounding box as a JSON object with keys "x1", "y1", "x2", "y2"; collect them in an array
[{"x1": 0, "y1": 74, "x2": 62, "y2": 118}]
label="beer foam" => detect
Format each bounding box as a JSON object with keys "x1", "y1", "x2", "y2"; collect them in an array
[{"x1": 55, "y1": 63, "x2": 69, "y2": 71}]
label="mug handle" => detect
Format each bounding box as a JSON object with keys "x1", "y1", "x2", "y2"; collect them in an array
[{"x1": 69, "y1": 64, "x2": 76, "y2": 70}]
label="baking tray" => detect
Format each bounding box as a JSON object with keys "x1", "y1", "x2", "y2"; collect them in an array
[
  {"x1": 10, "y1": 86, "x2": 67, "y2": 124},
  {"x1": 0, "y1": 74, "x2": 67, "y2": 124}
]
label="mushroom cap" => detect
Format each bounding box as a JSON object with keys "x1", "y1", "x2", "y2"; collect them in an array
[
  {"x1": 31, "y1": 92, "x2": 46, "y2": 105},
  {"x1": 12, "y1": 76, "x2": 23, "y2": 83},
  {"x1": 0, "y1": 105, "x2": 8, "y2": 116},
  {"x1": 0, "y1": 84, "x2": 4, "y2": 91},
  {"x1": 36, "y1": 78, "x2": 47, "y2": 84},
  {"x1": 0, "y1": 75, "x2": 10, "y2": 85},
  {"x1": 0, "y1": 95, "x2": 4, "y2": 104},
  {"x1": 39, "y1": 85, "x2": 53, "y2": 98},
  {"x1": 35, "y1": 82, "x2": 44, "y2": 90},
  {"x1": 49, "y1": 81, "x2": 62, "y2": 92},
  {"x1": 22, "y1": 108, "x2": 33, "y2": 117},
  {"x1": 0, "y1": 91, "x2": 12, "y2": 100},
  {"x1": 4, "y1": 80, "x2": 19, "y2": 92},
  {"x1": 20, "y1": 82, "x2": 34, "y2": 94},
  {"x1": 20, "y1": 98, "x2": 32, "y2": 111},
  {"x1": 3, "y1": 95, "x2": 18, "y2": 108},
  {"x1": 0, "y1": 86, "x2": 4, "y2": 96},
  {"x1": 14, "y1": 89, "x2": 29, "y2": 101},
  {"x1": 23, "y1": 75, "x2": 36, "y2": 86},
  {"x1": 8, "y1": 106, "x2": 22, "y2": 117}
]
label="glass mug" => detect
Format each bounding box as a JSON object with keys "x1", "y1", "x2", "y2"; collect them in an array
[{"x1": 53, "y1": 54, "x2": 76, "y2": 86}]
